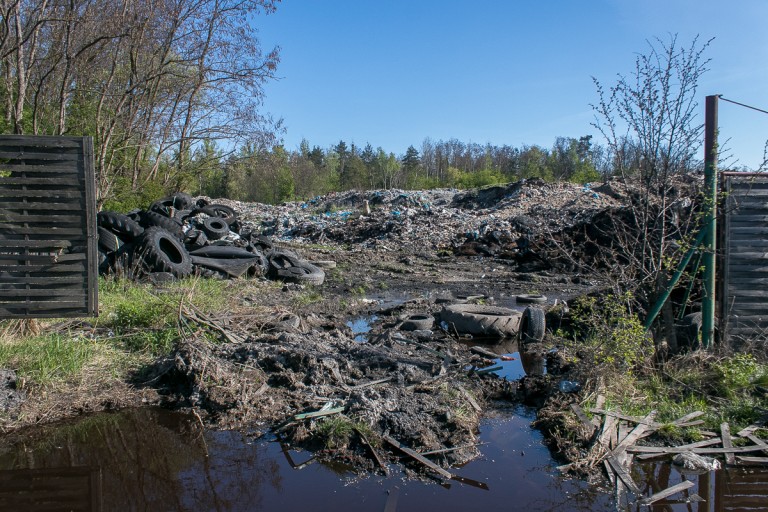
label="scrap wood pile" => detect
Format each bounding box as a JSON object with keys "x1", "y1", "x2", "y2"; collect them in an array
[
  {"x1": 563, "y1": 396, "x2": 768, "y2": 507},
  {"x1": 96, "y1": 192, "x2": 326, "y2": 285}
]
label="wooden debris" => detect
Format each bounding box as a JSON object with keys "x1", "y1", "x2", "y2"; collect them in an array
[
  {"x1": 744, "y1": 434, "x2": 768, "y2": 455},
  {"x1": 721, "y1": 423, "x2": 736, "y2": 465},
  {"x1": 735, "y1": 456, "x2": 768, "y2": 465},
  {"x1": 348, "y1": 377, "x2": 393, "y2": 390},
  {"x1": 294, "y1": 406, "x2": 345, "y2": 420},
  {"x1": 614, "y1": 411, "x2": 657, "y2": 455},
  {"x1": 469, "y1": 346, "x2": 499, "y2": 359},
  {"x1": 606, "y1": 454, "x2": 640, "y2": 494},
  {"x1": 570, "y1": 403, "x2": 597, "y2": 438},
  {"x1": 474, "y1": 365, "x2": 502, "y2": 375},
  {"x1": 592, "y1": 395, "x2": 606, "y2": 427},
  {"x1": 455, "y1": 384, "x2": 482, "y2": 413},
  {"x1": 639, "y1": 480, "x2": 695, "y2": 506},
  {"x1": 382, "y1": 433, "x2": 453, "y2": 480},
  {"x1": 628, "y1": 444, "x2": 768, "y2": 455},
  {"x1": 636, "y1": 438, "x2": 722, "y2": 461},
  {"x1": 355, "y1": 428, "x2": 389, "y2": 476}
]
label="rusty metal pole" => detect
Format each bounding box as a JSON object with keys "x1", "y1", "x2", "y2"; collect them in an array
[{"x1": 702, "y1": 95, "x2": 719, "y2": 348}]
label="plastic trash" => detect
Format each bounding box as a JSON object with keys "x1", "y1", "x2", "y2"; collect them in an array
[{"x1": 558, "y1": 380, "x2": 581, "y2": 393}]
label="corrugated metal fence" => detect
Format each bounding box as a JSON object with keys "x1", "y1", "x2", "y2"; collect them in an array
[
  {"x1": 721, "y1": 172, "x2": 768, "y2": 345},
  {"x1": 0, "y1": 135, "x2": 97, "y2": 318}
]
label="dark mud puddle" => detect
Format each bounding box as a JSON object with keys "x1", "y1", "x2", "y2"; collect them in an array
[{"x1": 0, "y1": 407, "x2": 616, "y2": 511}]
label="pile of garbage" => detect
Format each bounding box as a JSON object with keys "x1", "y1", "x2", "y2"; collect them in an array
[
  {"x1": 207, "y1": 179, "x2": 631, "y2": 265},
  {"x1": 96, "y1": 192, "x2": 325, "y2": 285}
]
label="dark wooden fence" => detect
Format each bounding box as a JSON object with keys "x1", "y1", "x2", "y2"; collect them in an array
[
  {"x1": 0, "y1": 135, "x2": 97, "y2": 318},
  {"x1": 720, "y1": 172, "x2": 768, "y2": 345}
]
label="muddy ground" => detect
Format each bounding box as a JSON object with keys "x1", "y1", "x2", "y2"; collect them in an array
[{"x1": 1, "y1": 178, "x2": 701, "y2": 478}]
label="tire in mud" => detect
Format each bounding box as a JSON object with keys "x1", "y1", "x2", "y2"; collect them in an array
[
  {"x1": 275, "y1": 262, "x2": 325, "y2": 285},
  {"x1": 97, "y1": 211, "x2": 144, "y2": 240},
  {"x1": 202, "y1": 216, "x2": 230, "y2": 240},
  {"x1": 516, "y1": 294, "x2": 547, "y2": 304},
  {"x1": 401, "y1": 314, "x2": 434, "y2": 331},
  {"x1": 519, "y1": 306, "x2": 546, "y2": 343},
  {"x1": 135, "y1": 226, "x2": 193, "y2": 278},
  {"x1": 440, "y1": 304, "x2": 522, "y2": 337}
]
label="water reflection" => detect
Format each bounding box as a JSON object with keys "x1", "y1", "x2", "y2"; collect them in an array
[
  {"x1": 0, "y1": 406, "x2": 616, "y2": 511},
  {"x1": 346, "y1": 315, "x2": 378, "y2": 342}
]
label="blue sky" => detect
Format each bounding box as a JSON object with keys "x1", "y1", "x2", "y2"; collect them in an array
[{"x1": 256, "y1": 1, "x2": 768, "y2": 169}]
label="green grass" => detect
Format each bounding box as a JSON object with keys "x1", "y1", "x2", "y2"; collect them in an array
[
  {"x1": 0, "y1": 333, "x2": 123, "y2": 386},
  {"x1": 97, "y1": 276, "x2": 233, "y2": 355}
]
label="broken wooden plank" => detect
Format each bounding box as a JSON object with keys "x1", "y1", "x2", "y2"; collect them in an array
[
  {"x1": 382, "y1": 434, "x2": 453, "y2": 480},
  {"x1": 614, "y1": 411, "x2": 657, "y2": 454},
  {"x1": 605, "y1": 454, "x2": 641, "y2": 495},
  {"x1": 744, "y1": 434, "x2": 768, "y2": 455},
  {"x1": 736, "y1": 413, "x2": 768, "y2": 437},
  {"x1": 355, "y1": 428, "x2": 389, "y2": 476},
  {"x1": 571, "y1": 403, "x2": 597, "y2": 438},
  {"x1": 639, "y1": 480, "x2": 695, "y2": 506},
  {"x1": 636, "y1": 438, "x2": 722, "y2": 460},
  {"x1": 469, "y1": 345, "x2": 499, "y2": 359},
  {"x1": 736, "y1": 456, "x2": 768, "y2": 465},
  {"x1": 592, "y1": 395, "x2": 606, "y2": 427},
  {"x1": 589, "y1": 409, "x2": 704, "y2": 429},
  {"x1": 421, "y1": 442, "x2": 484, "y2": 456},
  {"x1": 671, "y1": 411, "x2": 705, "y2": 425},
  {"x1": 628, "y1": 444, "x2": 768, "y2": 455},
  {"x1": 455, "y1": 384, "x2": 482, "y2": 413},
  {"x1": 294, "y1": 406, "x2": 345, "y2": 420},
  {"x1": 475, "y1": 365, "x2": 502, "y2": 375},
  {"x1": 721, "y1": 423, "x2": 736, "y2": 465},
  {"x1": 599, "y1": 414, "x2": 618, "y2": 449},
  {"x1": 348, "y1": 376, "x2": 393, "y2": 389}
]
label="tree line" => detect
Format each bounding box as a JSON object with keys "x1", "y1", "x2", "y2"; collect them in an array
[{"x1": 182, "y1": 135, "x2": 611, "y2": 208}]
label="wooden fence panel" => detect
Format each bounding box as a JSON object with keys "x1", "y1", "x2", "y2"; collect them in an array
[
  {"x1": 0, "y1": 135, "x2": 97, "y2": 318},
  {"x1": 721, "y1": 173, "x2": 768, "y2": 345}
]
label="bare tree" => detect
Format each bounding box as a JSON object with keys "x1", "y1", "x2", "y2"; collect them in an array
[{"x1": 591, "y1": 35, "x2": 711, "y2": 281}]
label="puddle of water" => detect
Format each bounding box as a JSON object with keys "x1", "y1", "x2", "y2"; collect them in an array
[
  {"x1": 346, "y1": 315, "x2": 378, "y2": 342},
  {"x1": 462, "y1": 339, "x2": 547, "y2": 380},
  {"x1": 2, "y1": 407, "x2": 764, "y2": 511},
  {"x1": 0, "y1": 407, "x2": 614, "y2": 511}
]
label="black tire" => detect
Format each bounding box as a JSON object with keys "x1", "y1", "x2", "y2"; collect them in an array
[
  {"x1": 136, "y1": 226, "x2": 193, "y2": 278},
  {"x1": 139, "y1": 210, "x2": 184, "y2": 239},
  {"x1": 440, "y1": 304, "x2": 522, "y2": 337},
  {"x1": 275, "y1": 262, "x2": 325, "y2": 285},
  {"x1": 190, "y1": 204, "x2": 237, "y2": 225},
  {"x1": 150, "y1": 192, "x2": 195, "y2": 214},
  {"x1": 517, "y1": 294, "x2": 547, "y2": 304},
  {"x1": 97, "y1": 226, "x2": 124, "y2": 253},
  {"x1": 190, "y1": 246, "x2": 262, "y2": 259},
  {"x1": 190, "y1": 255, "x2": 264, "y2": 278},
  {"x1": 97, "y1": 249, "x2": 110, "y2": 275},
  {"x1": 97, "y1": 211, "x2": 144, "y2": 240},
  {"x1": 202, "y1": 216, "x2": 230, "y2": 240},
  {"x1": 267, "y1": 249, "x2": 304, "y2": 273},
  {"x1": 520, "y1": 306, "x2": 546, "y2": 343},
  {"x1": 401, "y1": 314, "x2": 434, "y2": 331}
]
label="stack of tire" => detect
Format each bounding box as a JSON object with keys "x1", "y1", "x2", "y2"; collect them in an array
[{"x1": 96, "y1": 192, "x2": 325, "y2": 285}]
